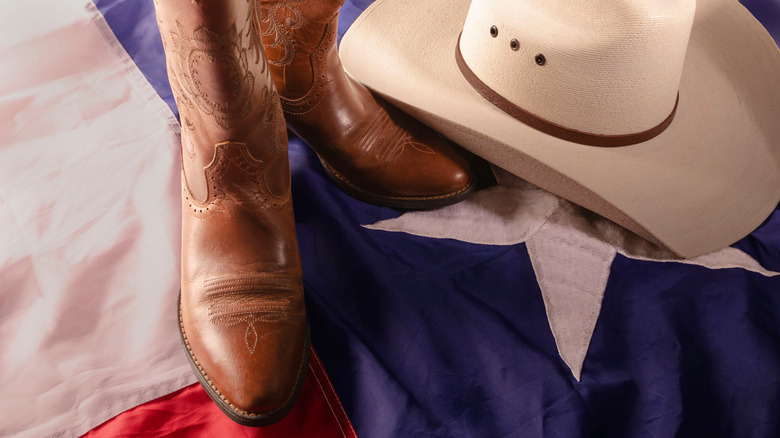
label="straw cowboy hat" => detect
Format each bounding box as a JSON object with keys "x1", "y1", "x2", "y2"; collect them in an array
[{"x1": 339, "y1": 0, "x2": 780, "y2": 258}]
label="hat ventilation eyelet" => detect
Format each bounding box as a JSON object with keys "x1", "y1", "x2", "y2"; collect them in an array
[
  {"x1": 490, "y1": 25, "x2": 498, "y2": 38},
  {"x1": 535, "y1": 54, "x2": 546, "y2": 65},
  {"x1": 510, "y1": 39, "x2": 519, "y2": 51}
]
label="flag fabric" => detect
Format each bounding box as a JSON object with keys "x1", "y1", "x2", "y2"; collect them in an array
[
  {"x1": 0, "y1": 2, "x2": 187, "y2": 436},
  {"x1": 1, "y1": 0, "x2": 779, "y2": 437}
]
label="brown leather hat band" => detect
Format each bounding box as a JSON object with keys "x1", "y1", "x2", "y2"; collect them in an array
[{"x1": 455, "y1": 35, "x2": 678, "y2": 147}]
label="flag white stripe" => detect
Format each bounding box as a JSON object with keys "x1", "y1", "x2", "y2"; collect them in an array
[{"x1": 0, "y1": 2, "x2": 192, "y2": 437}]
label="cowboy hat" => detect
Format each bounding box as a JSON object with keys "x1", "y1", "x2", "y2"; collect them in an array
[{"x1": 338, "y1": 0, "x2": 780, "y2": 257}]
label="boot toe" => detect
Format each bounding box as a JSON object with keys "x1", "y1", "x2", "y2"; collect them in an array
[
  {"x1": 360, "y1": 99, "x2": 477, "y2": 208},
  {"x1": 368, "y1": 123, "x2": 477, "y2": 208},
  {"x1": 412, "y1": 138, "x2": 475, "y2": 199},
  {"x1": 179, "y1": 295, "x2": 309, "y2": 426}
]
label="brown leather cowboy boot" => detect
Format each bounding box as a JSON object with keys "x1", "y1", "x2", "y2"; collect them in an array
[
  {"x1": 155, "y1": 0, "x2": 308, "y2": 426},
  {"x1": 257, "y1": 0, "x2": 475, "y2": 209}
]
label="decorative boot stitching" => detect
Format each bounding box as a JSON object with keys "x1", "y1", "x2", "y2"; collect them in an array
[
  {"x1": 161, "y1": 9, "x2": 285, "y2": 159},
  {"x1": 165, "y1": 13, "x2": 261, "y2": 131},
  {"x1": 259, "y1": 0, "x2": 306, "y2": 66},
  {"x1": 248, "y1": 1, "x2": 288, "y2": 156},
  {"x1": 244, "y1": 0, "x2": 266, "y2": 67},
  {"x1": 353, "y1": 106, "x2": 437, "y2": 162},
  {"x1": 183, "y1": 141, "x2": 290, "y2": 219},
  {"x1": 183, "y1": 172, "x2": 223, "y2": 219},
  {"x1": 182, "y1": 117, "x2": 198, "y2": 159},
  {"x1": 203, "y1": 273, "x2": 299, "y2": 355},
  {"x1": 258, "y1": 86, "x2": 288, "y2": 155},
  {"x1": 179, "y1": 301, "x2": 310, "y2": 419},
  {"x1": 274, "y1": 18, "x2": 337, "y2": 115}
]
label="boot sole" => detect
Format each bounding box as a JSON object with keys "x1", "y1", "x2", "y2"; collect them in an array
[
  {"x1": 317, "y1": 155, "x2": 476, "y2": 210},
  {"x1": 177, "y1": 293, "x2": 311, "y2": 427}
]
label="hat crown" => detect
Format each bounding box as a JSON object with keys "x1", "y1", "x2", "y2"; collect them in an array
[{"x1": 459, "y1": 0, "x2": 696, "y2": 136}]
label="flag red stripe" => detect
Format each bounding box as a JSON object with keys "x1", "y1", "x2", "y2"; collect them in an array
[{"x1": 83, "y1": 347, "x2": 357, "y2": 437}]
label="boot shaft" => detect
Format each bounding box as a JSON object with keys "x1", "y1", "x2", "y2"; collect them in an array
[
  {"x1": 155, "y1": 0, "x2": 289, "y2": 201},
  {"x1": 258, "y1": 0, "x2": 345, "y2": 99}
]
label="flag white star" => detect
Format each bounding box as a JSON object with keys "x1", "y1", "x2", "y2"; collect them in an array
[{"x1": 364, "y1": 167, "x2": 779, "y2": 380}]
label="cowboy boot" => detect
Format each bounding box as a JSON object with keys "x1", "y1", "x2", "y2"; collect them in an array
[
  {"x1": 155, "y1": 0, "x2": 308, "y2": 426},
  {"x1": 257, "y1": 0, "x2": 475, "y2": 209}
]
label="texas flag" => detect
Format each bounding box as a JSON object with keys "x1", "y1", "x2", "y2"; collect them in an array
[{"x1": 1, "y1": 0, "x2": 779, "y2": 437}]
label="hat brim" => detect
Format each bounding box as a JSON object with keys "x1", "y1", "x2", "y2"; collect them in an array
[{"x1": 339, "y1": 0, "x2": 780, "y2": 257}]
